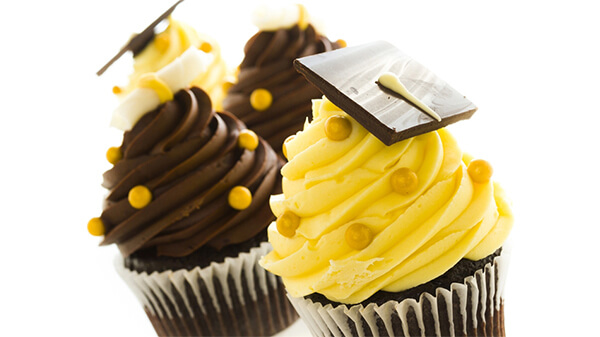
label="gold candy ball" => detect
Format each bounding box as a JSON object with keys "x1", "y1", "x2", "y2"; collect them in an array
[
  {"x1": 468, "y1": 159, "x2": 493, "y2": 184},
  {"x1": 87, "y1": 217, "x2": 105, "y2": 237},
  {"x1": 324, "y1": 115, "x2": 352, "y2": 141},
  {"x1": 345, "y1": 223, "x2": 373, "y2": 250},
  {"x1": 390, "y1": 167, "x2": 419, "y2": 194},
  {"x1": 228, "y1": 186, "x2": 253, "y2": 210},
  {"x1": 336, "y1": 39, "x2": 348, "y2": 48},
  {"x1": 199, "y1": 41, "x2": 213, "y2": 53},
  {"x1": 128, "y1": 185, "x2": 152, "y2": 209},
  {"x1": 106, "y1": 146, "x2": 122, "y2": 165},
  {"x1": 238, "y1": 129, "x2": 259, "y2": 151},
  {"x1": 276, "y1": 211, "x2": 301, "y2": 238},
  {"x1": 250, "y1": 88, "x2": 273, "y2": 111}
]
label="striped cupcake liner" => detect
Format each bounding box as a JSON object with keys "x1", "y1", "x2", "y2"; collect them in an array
[
  {"x1": 115, "y1": 242, "x2": 298, "y2": 336},
  {"x1": 288, "y1": 249, "x2": 510, "y2": 337}
]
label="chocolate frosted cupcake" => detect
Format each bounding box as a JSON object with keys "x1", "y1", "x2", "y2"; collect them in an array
[
  {"x1": 89, "y1": 47, "x2": 297, "y2": 336},
  {"x1": 222, "y1": 4, "x2": 344, "y2": 156},
  {"x1": 260, "y1": 42, "x2": 514, "y2": 336},
  {"x1": 101, "y1": 87, "x2": 280, "y2": 257}
]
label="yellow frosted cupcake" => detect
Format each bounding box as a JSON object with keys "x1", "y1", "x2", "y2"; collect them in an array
[
  {"x1": 99, "y1": 2, "x2": 228, "y2": 109},
  {"x1": 261, "y1": 41, "x2": 514, "y2": 336}
]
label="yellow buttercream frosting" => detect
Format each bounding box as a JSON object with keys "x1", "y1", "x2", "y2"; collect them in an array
[
  {"x1": 120, "y1": 17, "x2": 228, "y2": 109},
  {"x1": 260, "y1": 97, "x2": 513, "y2": 304},
  {"x1": 137, "y1": 73, "x2": 173, "y2": 103}
]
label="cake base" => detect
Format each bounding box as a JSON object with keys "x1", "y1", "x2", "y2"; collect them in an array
[
  {"x1": 116, "y1": 238, "x2": 298, "y2": 336},
  {"x1": 143, "y1": 268, "x2": 297, "y2": 336},
  {"x1": 124, "y1": 228, "x2": 270, "y2": 273},
  {"x1": 289, "y1": 248, "x2": 509, "y2": 337}
]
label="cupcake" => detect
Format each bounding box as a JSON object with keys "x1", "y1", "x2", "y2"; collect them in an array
[
  {"x1": 222, "y1": 3, "x2": 345, "y2": 156},
  {"x1": 88, "y1": 46, "x2": 297, "y2": 336},
  {"x1": 98, "y1": 1, "x2": 228, "y2": 109},
  {"x1": 260, "y1": 41, "x2": 514, "y2": 336}
]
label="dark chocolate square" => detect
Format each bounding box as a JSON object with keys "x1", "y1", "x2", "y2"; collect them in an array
[{"x1": 294, "y1": 40, "x2": 477, "y2": 145}]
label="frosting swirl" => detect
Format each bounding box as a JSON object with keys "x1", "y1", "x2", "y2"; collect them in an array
[
  {"x1": 260, "y1": 98, "x2": 513, "y2": 304},
  {"x1": 222, "y1": 24, "x2": 343, "y2": 155},
  {"x1": 100, "y1": 88, "x2": 281, "y2": 257},
  {"x1": 119, "y1": 18, "x2": 228, "y2": 108}
]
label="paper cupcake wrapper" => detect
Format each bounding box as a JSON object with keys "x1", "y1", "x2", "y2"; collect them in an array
[
  {"x1": 288, "y1": 250, "x2": 510, "y2": 337},
  {"x1": 115, "y1": 242, "x2": 298, "y2": 336}
]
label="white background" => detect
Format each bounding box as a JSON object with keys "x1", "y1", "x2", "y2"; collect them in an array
[{"x1": 1, "y1": 0, "x2": 599, "y2": 336}]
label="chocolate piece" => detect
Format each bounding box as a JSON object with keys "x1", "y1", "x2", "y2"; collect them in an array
[
  {"x1": 96, "y1": 0, "x2": 185, "y2": 76},
  {"x1": 294, "y1": 40, "x2": 477, "y2": 145}
]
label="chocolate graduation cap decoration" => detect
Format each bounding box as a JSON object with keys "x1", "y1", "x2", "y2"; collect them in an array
[
  {"x1": 294, "y1": 41, "x2": 477, "y2": 145},
  {"x1": 96, "y1": 0, "x2": 185, "y2": 76}
]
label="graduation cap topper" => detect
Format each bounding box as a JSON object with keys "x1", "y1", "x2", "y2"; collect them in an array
[
  {"x1": 96, "y1": 0, "x2": 185, "y2": 76},
  {"x1": 294, "y1": 41, "x2": 477, "y2": 145}
]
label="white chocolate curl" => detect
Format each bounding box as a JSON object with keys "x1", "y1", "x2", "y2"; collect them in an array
[
  {"x1": 110, "y1": 47, "x2": 211, "y2": 130},
  {"x1": 378, "y1": 72, "x2": 442, "y2": 122}
]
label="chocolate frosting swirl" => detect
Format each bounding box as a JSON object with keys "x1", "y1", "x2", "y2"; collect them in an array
[
  {"x1": 100, "y1": 87, "x2": 281, "y2": 257},
  {"x1": 222, "y1": 24, "x2": 343, "y2": 155}
]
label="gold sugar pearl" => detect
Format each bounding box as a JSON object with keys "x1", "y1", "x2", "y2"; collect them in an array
[
  {"x1": 199, "y1": 41, "x2": 213, "y2": 53},
  {"x1": 345, "y1": 223, "x2": 373, "y2": 250},
  {"x1": 106, "y1": 146, "x2": 122, "y2": 165},
  {"x1": 391, "y1": 167, "x2": 419, "y2": 195},
  {"x1": 336, "y1": 39, "x2": 348, "y2": 48},
  {"x1": 238, "y1": 129, "x2": 259, "y2": 151},
  {"x1": 87, "y1": 217, "x2": 105, "y2": 237},
  {"x1": 128, "y1": 185, "x2": 152, "y2": 209},
  {"x1": 324, "y1": 115, "x2": 352, "y2": 141},
  {"x1": 468, "y1": 159, "x2": 493, "y2": 184},
  {"x1": 282, "y1": 135, "x2": 296, "y2": 159},
  {"x1": 228, "y1": 186, "x2": 252, "y2": 210},
  {"x1": 276, "y1": 211, "x2": 300, "y2": 238},
  {"x1": 154, "y1": 34, "x2": 171, "y2": 52},
  {"x1": 112, "y1": 86, "x2": 122, "y2": 95},
  {"x1": 250, "y1": 88, "x2": 273, "y2": 111}
]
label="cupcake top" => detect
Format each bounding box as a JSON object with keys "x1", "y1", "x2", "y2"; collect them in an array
[
  {"x1": 88, "y1": 48, "x2": 281, "y2": 258},
  {"x1": 124, "y1": 17, "x2": 228, "y2": 107},
  {"x1": 222, "y1": 4, "x2": 345, "y2": 156},
  {"x1": 98, "y1": 2, "x2": 228, "y2": 109},
  {"x1": 260, "y1": 42, "x2": 514, "y2": 304}
]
